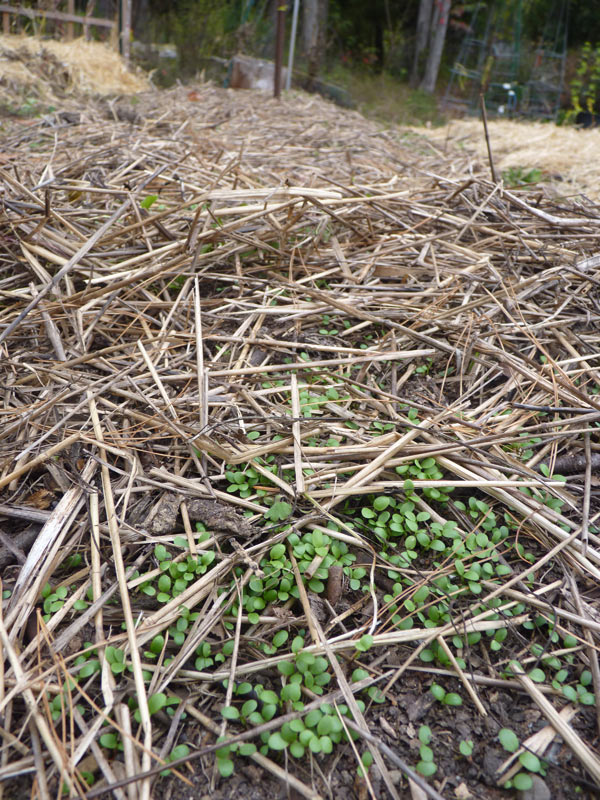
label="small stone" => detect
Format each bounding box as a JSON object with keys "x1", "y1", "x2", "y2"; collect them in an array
[
  {"x1": 454, "y1": 782, "x2": 472, "y2": 799},
  {"x1": 517, "y1": 774, "x2": 551, "y2": 800}
]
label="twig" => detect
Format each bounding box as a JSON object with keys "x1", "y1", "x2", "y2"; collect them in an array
[{"x1": 479, "y1": 94, "x2": 497, "y2": 182}]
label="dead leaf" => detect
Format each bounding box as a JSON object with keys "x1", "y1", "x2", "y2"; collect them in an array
[
  {"x1": 379, "y1": 716, "x2": 397, "y2": 739},
  {"x1": 24, "y1": 489, "x2": 54, "y2": 509},
  {"x1": 327, "y1": 564, "x2": 343, "y2": 606}
]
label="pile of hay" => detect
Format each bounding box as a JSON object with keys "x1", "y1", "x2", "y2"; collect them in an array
[
  {"x1": 423, "y1": 117, "x2": 600, "y2": 201},
  {"x1": 0, "y1": 33, "x2": 148, "y2": 111}
]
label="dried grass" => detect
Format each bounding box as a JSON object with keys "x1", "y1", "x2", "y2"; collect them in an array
[
  {"x1": 0, "y1": 33, "x2": 148, "y2": 105},
  {"x1": 423, "y1": 118, "x2": 600, "y2": 200},
  {"x1": 1, "y1": 69, "x2": 600, "y2": 798}
]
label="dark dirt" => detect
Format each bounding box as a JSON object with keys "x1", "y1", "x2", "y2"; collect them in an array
[{"x1": 155, "y1": 674, "x2": 599, "y2": 800}]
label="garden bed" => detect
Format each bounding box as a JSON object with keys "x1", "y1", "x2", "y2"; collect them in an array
[{"x1": 1, "y1": 57, "x2": 600, "y2": 800}]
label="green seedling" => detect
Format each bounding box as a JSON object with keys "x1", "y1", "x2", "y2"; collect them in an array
[
  {"x1": 218, "y1": 678, "x2": 360, "y2": 774},
  {"x1": 430, "y1": 684, "x2": 462, "y2": 706},
  {"x1": 499, "y1": 727, "x2": 547, "y2": 791},
  {"x1": 415, "y1": 358, "x2": 433, "y2": 374},
  {"x1": 416, "y1": 725, "x2": 437, "y2": 776},
  {"x1": 502, "y1": 166, "x2": 542, "y2": 187},
  {"x1": 459, "y1": 739, "x2": 474, "y2": 757},
  {"x1": 140, "y1": 195, "x2": 158, "y2": 209},
  {"x1": 137, "y1": 543, "x2": 216, "y2": 606},
  {"x1": 160, "y1": 744, "x2": 191, "y2": 776}
]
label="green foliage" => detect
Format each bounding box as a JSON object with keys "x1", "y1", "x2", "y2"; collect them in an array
[
  {"x1": 502, "y1": 167, "x2": 542, "y2": 187},
  {"x1": 105, "y1": 646, "x2": 127, "y2": 676},
  {"x1": 137, "y1": 543, "x2": 216, "y2": 606},
  {"x1": 323, "y1": 65, "x2": 446, "y2": 127},
  {"x1": 430, "y1": 684, "x2": 462, "y2": 706},
  {"x1": 140, "y1": 195, "x2": 158, "y2": 209},
  {"x1": 418, "y1": 725, "x2": 432, "y2": 744},
  {"x1": 160, "y1": 744, "x2": 191, "y2": 777},
  {"x1": 265, "y1": 500, "x2": 293, "y2": 523},
  {"x1": 499, "y1": 728, "x2": 519, "y2": 753},
  {"x1": 459, "y1": 739, "x2": 474, "y2": 757},
  {"x1": 570, "y1": 41, "x2": 600, "y2": 116},
  {"x1": 414, "y1": 727, "x2": 437, "y2": 776},
  {"x1": 99, "y1": 732, "x2": 122, "y2": 751},
  {"x1": 512, "y1": 773, "x2": 533, "y2": 791},
  {"x1": 150, "y1": 0, "x2": 238, "y2": 80},
  {"x1": 215, "y1": 680, "x2": 360, "y2": 776}
]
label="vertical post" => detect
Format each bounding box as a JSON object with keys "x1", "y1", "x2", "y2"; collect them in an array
[
  {"x1": 84, "y1": 0, "x2": 94, "y2": 40},
  {"x1": 286, "y1": 0, "x2": 299, "y2": 90},
  {"x1": 67, "y1": 0, "x2": 75, "y2": 40},
  {"x1": 274, "y1": 3, "x2": 286, "y2": 98},
  {"x1": 479, "y1": 93, "x2": 497, "y2": 183},
  {"x1": 121, "y1": 0, "x2": 131, "y2": 63},
  {"x1": 2, "y1": 12, "x2": 10, "y2": 35}
]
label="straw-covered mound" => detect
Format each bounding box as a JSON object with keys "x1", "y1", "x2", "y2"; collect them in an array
[
  {"x1": 1, "y1": 67, "x2": 600, "y2": 800},
  {"x1": 0, "y1": 33, "x2": 148, "y2": 110},
  {"x1": 424, "y1": 117, "x2": 600, "y2": 201}
]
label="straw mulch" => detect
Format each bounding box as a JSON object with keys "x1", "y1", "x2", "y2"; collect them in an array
[
  {"x1": 423, "y1": 117, "x2": 600, "y2": 202},
  {"x1": 0, "y1": 33, "x2": 148, "y2": 109},
  {"x1": 2, "y1": 74, "x2": 600, "y2": 800}
]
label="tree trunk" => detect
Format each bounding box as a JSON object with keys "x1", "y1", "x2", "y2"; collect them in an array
[
  {"x1": 411, "y1": 0, "x2": 432, "y2": 87},
  {"x1": 303, "y1": 0, "x2": 328, "y2": 89},
  {"x1": 132, "y1": 0, "x2": 149, "y2": 40},
  {"x1": 420, "y1": 0, "x2": 450, "y2": 94}
]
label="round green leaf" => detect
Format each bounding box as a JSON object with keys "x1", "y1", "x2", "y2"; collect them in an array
[
  {"x1": 418, "y1": 725, "x2": 432, "y2": 744},
  {"x1": 290, "y1": 740, "x2": 305, "y2": 758},
  {"x1": 270, "y1": 544, "x2": 286, "y2": 560},
  {"x1": 580, "y1": 670, "x2": 592, "y2": 686},
  {"x1": 273, "y1": 630, "x2": 289, "y2": 648},
  {"x1": 419, "y1": 745, "x2": 434, "y2": 762},
  {"x1": 217, "y1": 758, "x2": 234, "y2": 778},
  {"x1": 305, "y1": 710, "x2": 322, "y2": 728},
  {"x1": 268, "y1": 732, "x2": 288, "y2": 751},
  {"x1": 281, "y1": 683, "x2": 301, "y2": 702},
  {"x1": 417, "y1": 760, "x2": 437, "y2": 777},
  {"x1": 148, "y1": 693, "x2": 167, "y2": 716},
  {"x1": 443, "y1": 693, "x2": 462, "y2": 706},
  {"x1": 459, "y1": 740, "x2": 473, "y2": 756},
  {"x1": 513, "y1": 773, "x2": 533, "y2": 791},
  {"x1": 221, "y1": 705, "x2": 240, "y2": 720},
  {"x1": 519, "y1": 752, "x2": 541, "y2": 772},
  {"x1": 170, "y1": 744, "x2": 190, "y2": 760},
  {"x1": 528, "y1": 668, "x2": 545, "y2": 683},
  {"x1": 100, "y1": 733, "x2": 119, "y2": 749},
  {"x1": 241, "y1": 699, "x2": 257, "y2": 716},
  {"x1": 430, "y1": 684, "x2": 446, "y2": 701},
  {"x1": 373, "y1": 496, "x2": 390, "y2": 511},
  {"x1": 261, "y1": 704, "x2": 277, "y2": 721},
  {"x1": 498, "y1": 728, "x2": 519, "y2": 753}
]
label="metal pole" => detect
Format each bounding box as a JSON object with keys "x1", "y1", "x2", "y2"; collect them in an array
[
  {"x1": 121, "y1": 0, "x2": 131, "y2": 63},
  {"x1": 286, "y1": 0, "x2": 300, "y2": 91},
  {"x1": 274, "y1": 3, "x2": 286, "y2": 98}
]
